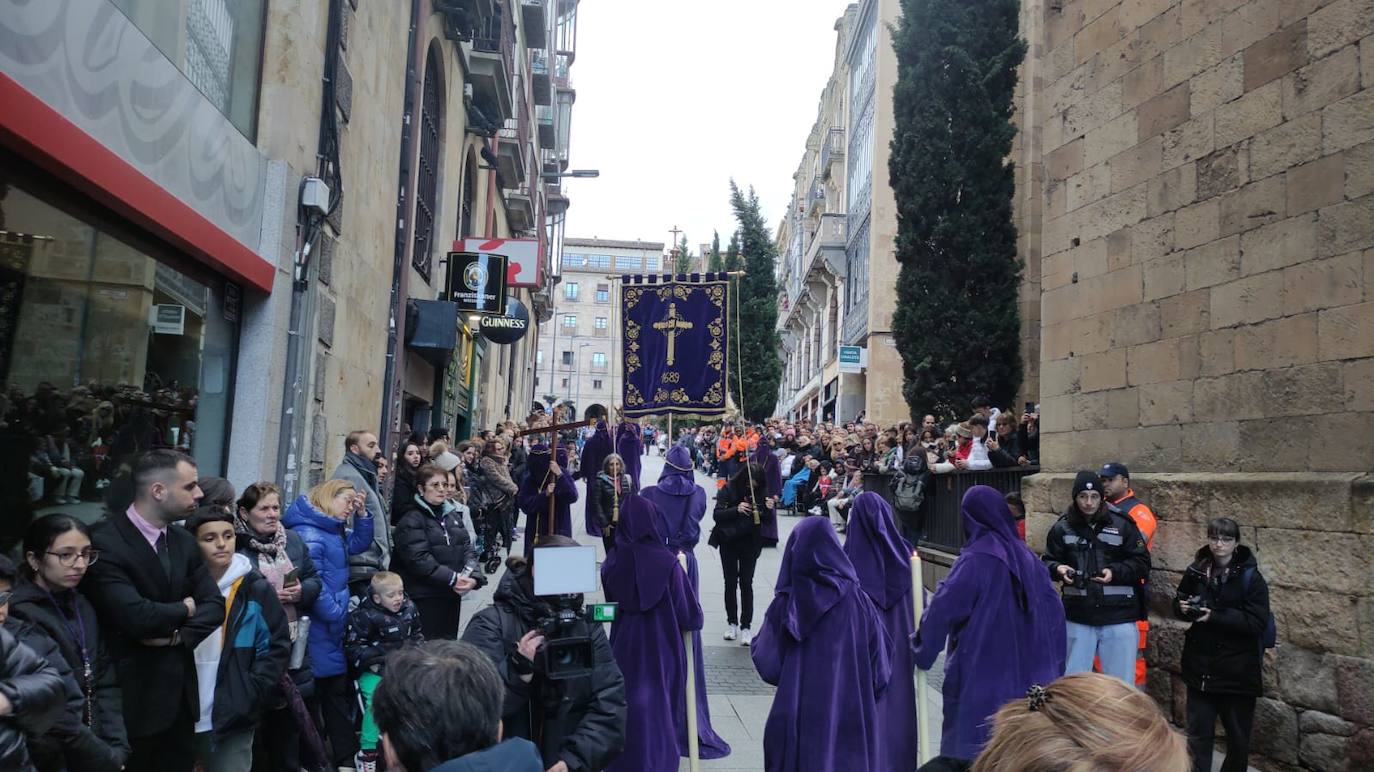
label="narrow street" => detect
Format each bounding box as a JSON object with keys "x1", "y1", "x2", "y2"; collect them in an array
[{"x1": 459, "y1": 450, "x2": 945, "y2": 771}]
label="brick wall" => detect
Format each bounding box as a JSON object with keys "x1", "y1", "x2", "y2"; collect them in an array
[{"x1": 1017, "y1": 1, "x2": 1374, "y2": 769}]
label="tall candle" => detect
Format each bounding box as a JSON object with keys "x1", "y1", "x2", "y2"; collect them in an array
[{"x1": 912, "y1": 550, "x2": 933, "y2": 764}]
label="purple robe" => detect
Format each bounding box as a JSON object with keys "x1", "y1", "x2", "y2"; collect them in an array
[
  {"x1": 751, "y1": 438, "x2": 783, "y2": 544},
  {"x1": 912, "y1": 485, "x2": 1067, "y2": 760},
  {"x1": 615, "y1": 422, "x2": 643, "y2": 487},
  {"x1": 751, "y1": 518, "x2": 893, "y2": 772},
  {"x1": 517, "y1": 444, "x2": 578, "y2": 557},
  {"x1": 639, "y1": 445, "x2": 730, "y2": 760},
  {"x1": 580, "y1": 422, "x2": 614, "y2": 536},
  {"x1": 843, "y1": 493, "x2": 918, "y2": 772},
  {"x1": 601, "y1": 494, "x2": 703, "y2": 772}
]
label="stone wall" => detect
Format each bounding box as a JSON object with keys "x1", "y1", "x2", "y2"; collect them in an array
[
  {"x1": 1016, "y1": 1, "x2": 1374, "y2": 768},
  {"x1": 1022, "y1": 0, "x2": 1374, "y2": 474}
]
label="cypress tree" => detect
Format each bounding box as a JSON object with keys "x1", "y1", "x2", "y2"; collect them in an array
[
  {"x1": 889, "y1": 0, "x2": 1026, "y2": 420},
  {"x1": 674, "y1": 235, "x2": 694, "y2": 274},
  {"x1": 706, "y1": 230, "x2": 724, "y2": 272},
  {"x1": 727, "y1": 181, "x2": 783, "y2": 422}
]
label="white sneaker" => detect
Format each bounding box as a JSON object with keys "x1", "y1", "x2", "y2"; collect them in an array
[
  {"x1": 740, "y1": 627, "x2": 753, "y2": 647},
  {"x1": 723, "y1": 623, "x2": 739, "y2": 641}
]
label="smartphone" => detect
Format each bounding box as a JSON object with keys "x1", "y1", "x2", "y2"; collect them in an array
[
  {"x1": 283, "y1": 568, "x2": 301, "y2": 587},
  {"x1": 1025, "y1": 401, "x2": 1036, "y2": 414}
]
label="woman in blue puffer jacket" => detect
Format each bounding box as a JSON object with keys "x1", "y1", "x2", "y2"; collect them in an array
[{"x1": 282, "y1": 478, "x2": 375, "y2": 769}]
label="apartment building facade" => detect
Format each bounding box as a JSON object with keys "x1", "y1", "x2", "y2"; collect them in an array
[
  {"x1": 775, "y1": 0, "x2": 908, "y2": 426},
  {"x1": 535, "y1": 237, "x2": 665, "y2": 414},
  {"x1": 0, "y1": 0, "x2": 583, "y2": 505}
]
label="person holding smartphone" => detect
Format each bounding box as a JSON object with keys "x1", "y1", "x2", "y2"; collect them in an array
[
  {"x1": 235, "y1": 482, "x2": 322, "y2": 772},
  {"x1": 1042, "y1": 471, "x2": 1151, "y2": 685}
]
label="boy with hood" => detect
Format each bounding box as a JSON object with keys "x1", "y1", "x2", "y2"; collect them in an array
[
  {"x1": 346, "y1": 571, "x2": 424, "y2": 772},
  {"x1": 185, "y1": 508, "x2": 291, "y2": 772}
]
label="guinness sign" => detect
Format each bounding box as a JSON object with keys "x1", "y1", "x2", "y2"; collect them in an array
[{"x1": 478, "y1": 297, "x2": 530, "y2": 345}]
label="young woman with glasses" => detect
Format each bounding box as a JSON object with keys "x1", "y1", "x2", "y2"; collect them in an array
[
  {"x1": 9, "y1": 513, "x2": 129, "y2": 770},
  {"x1": 1173, "y1": 517, "x2": 1271, "y2": 772}
]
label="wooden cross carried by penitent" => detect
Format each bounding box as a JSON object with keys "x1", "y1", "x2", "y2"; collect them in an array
[
  {"x1": 652, "y1": 303, "x2": 694, "y2": 366},
  {"x1": 514, "y1": 416, "x2": 594, "y2": 540}
]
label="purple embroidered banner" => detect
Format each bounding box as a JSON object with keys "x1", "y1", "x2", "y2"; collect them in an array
[{"x1": 620, "y1": 273, "x2": 730, "y2": 418}]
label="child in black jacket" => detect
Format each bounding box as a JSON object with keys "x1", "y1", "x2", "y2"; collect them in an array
[{"x1": 346, "y1": 572, "x2": 423, "y2": 771}]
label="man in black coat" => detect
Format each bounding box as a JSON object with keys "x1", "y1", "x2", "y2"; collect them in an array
[
  {"x1": 83, "y1": 450, "x2": 226, "y2": 772},
  {"x1": 461, "y1": 546, "x2": 625, "y2": 772}
]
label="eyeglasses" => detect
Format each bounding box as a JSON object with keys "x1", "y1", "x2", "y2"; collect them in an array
[
  {"x1": 47, "y1": 550, "x2": 101, "y2": 567},
  {"x1": 1208, "y1": 536, "x2": 1237, "y2": 545}
]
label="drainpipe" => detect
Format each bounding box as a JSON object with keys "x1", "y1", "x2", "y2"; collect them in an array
[
  {"x1": 275, "y1": 0, "x2": 342, "y2": 498},
  {"x1": 379, "y1": 0, "x2": 425, "y2": 454}
]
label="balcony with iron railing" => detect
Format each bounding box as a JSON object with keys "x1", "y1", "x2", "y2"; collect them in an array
[
  {"x1": 536, "y1": 104, "x2": 555, "y2": 147},
  {"x1": 803, "y1": 212, "x2": 847, "y2": 280},
  {"x1": 471, "y1": 4, "x2": 515, "y2": 122},
  {"x1": 820, "y1": 127, "x2": 844, "y2": 180},
  {"x1": 520, "y1": 0, "x2": 547, "y2": 49},
  {"x1": 806, "y1": 174, "x2": 825, "y2": 216},
  {"x1": 532, "y1": 49, "x2": 552, "y2": 105}
]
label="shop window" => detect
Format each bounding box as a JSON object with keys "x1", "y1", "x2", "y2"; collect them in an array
[
  {"x1": 0, "y1": 178, "x2": 239, "y2": 488},
  {"x1": 112, "y1": 0, "x2": 268, "y2": 139}
]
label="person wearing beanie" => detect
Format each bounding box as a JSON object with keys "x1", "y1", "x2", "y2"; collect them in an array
[{"x1": 1041, "y1": 470, "x2": 1151, "y2": 685}]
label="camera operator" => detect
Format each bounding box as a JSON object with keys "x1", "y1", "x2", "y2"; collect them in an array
[
  {"x1": 461, "y1": 537, "x2": 626, "y2": 772},
  {"x1": 1173, "y1": 517, "x2": 1271, "y2": 772},
  {"x1": 1042, "y1": 471, "x2": 1151, "y2": 686}
]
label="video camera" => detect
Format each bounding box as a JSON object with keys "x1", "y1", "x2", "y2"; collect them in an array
[{"x1": 532, "y1": 546, "x2": 617, "y2": 680}]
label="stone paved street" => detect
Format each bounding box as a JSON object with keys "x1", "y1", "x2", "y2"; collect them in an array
[{"x1": 458, "y1": 450, "x2": 945, "y2": 771}]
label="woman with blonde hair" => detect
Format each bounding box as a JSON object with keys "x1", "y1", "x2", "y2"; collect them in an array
[
  {"x1": 283, "y1": 478, "x2": 375, "y2": 769},
  {"x1": 965, "y1": 672, "x2": 1188, "y2": 772}
]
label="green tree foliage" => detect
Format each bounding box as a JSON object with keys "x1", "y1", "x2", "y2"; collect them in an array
[
  {"x1": 674, "y1": 235, "x2": 694, "y2": 274},
  {"x1": 706, "y1": 230, "x2": 724, "y2": 272},
  {"x1": 724, "y1": 230, "x2": 741, "y2": 272},
  {"x1": 727, "y1": 181, "x2": 783, "y2": 422},
  {"x1": 889, "y1": 0, "x2": 1026, "y2": 420}
]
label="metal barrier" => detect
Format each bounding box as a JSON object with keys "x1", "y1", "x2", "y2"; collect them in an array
[{"x1": 863, "y1": 466, "x2": 1039, "y2": 554}]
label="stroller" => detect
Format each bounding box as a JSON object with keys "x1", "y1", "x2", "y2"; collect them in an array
[{"x1": 473, "y1": 496, "x2": 514, "y2": 574}]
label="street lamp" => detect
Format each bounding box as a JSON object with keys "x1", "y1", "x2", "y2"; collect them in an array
[
  {"x1": 542, "y1": 169, "x2": 600, "y2": 179},
  {"x1": 574, "y1": 343, "x2": 590, "y2": 413}
]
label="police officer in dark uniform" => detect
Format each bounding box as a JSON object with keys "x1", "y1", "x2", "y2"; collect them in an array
[{"x1": 1042, "y1": 470, "x2": 1151, "y2": 685}]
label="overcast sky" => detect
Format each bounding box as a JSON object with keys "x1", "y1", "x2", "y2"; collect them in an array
[{"x1": 561, "y1": 0, "x2": 858, "y2": 257}]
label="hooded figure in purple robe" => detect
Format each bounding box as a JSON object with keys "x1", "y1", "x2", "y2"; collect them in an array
[
  {"x1": 750, "y1": 435, "x2": 783, "y2": 546},
  {"x1": 580, "y1": 421, "x2": 614, "y2": 536},
  {"x1": 843, "y1": 492, "x2": 919, "y2": 771},
  {"x1": 518, "y1": 443, "x2": 578, "y2": 557},
  {"x1": 639, "y1": 445, "x2": 731, "y2": 760},
  {"x1": 912, "y1": 485, "x2": 1067, "y2": 760},
  {"x1": 751, "y1": 517, "x2": 893, "y2": 772},
  {"x1": 601, "y1": 494, "x2": 703, "y2": 772},
  {"x1": 615, "y1": 422, "x2": 644, "y2": 487}
]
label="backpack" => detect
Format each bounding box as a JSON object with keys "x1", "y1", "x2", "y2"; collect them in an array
[
  {"x1": 892, "y1": 472, "x2": 926, "y2": 513},
  {"x1": 1239, "y1": 567, "x2": 1278, "y2": 650}
]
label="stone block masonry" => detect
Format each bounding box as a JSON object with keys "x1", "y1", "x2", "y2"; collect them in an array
[{"x1": 1016, "y1": 1, "x2": 1374, "y2": 768}]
